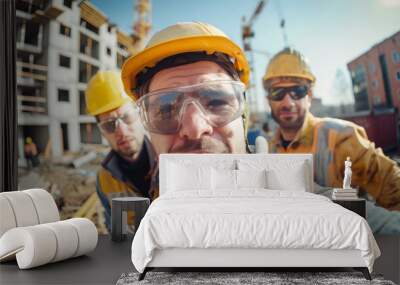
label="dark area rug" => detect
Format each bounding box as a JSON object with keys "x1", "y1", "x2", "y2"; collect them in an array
[{"x1": 116, "y1": 271, "x2": 396, "y2": 285}]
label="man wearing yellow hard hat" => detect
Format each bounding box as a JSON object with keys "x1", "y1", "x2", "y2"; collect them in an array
[
  {"x1": 85, "y1": 70, "x2": 157, "y2": 231},
  {"x1": 263, "y1": 47, "x2": 400, "y2": 234},
  {"x1": 121, "y1": 21, "x2": 251, "y2": 158},
  {"x1": 24, "y1": 137, "x2": 40, "y2": 169}
]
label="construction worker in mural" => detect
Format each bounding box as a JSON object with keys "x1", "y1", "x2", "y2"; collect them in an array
[
  {"x1": 121, "y1": 21, "x2": 251, "y2": 193},
  {"x1": 263, "y1": 47, "x2": 400, "y2": 234},
  {"x1": 85, "y1": 70, "x2": 157, "y2": 231},
  {"x1": 24, "y1": 137, "x2": 40, "y2": 169},
  {"x1": 121, "y1": 21, "x2": 251, "y2": 156}
]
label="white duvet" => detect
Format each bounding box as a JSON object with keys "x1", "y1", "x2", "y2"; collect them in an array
[{"x1": 131, "y1": 190, "x2": 380, "y2": 273}]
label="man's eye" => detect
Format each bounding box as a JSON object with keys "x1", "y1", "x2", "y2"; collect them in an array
[
  {"x1": 150, "y1": 104, "x2": 175, "y2": 120},
  {"x1": 122, "y1": 114, "x2": 135, "y2": 124},
  {"x1": 207, "y1": 99, "x2": 236, "y2": 114},
  {"x1": 160, "y1": 104, "x2": 173, "y2": 115},
  {"x1": 272, "y1": 89, "x2": 284, "y2": 96},
  {"x1": 207, "y1": 99, "x2": 229, "y2": 108}
]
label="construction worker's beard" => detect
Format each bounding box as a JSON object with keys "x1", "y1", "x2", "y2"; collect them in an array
[
  {"x1": 271, "y1": 106, "x2": 306, "y2": 132},
  {"x1": 170, "y1": 137, "x2": 230, "y2": 153},
  {"x1": 117, "y1": 148, "x2": 136, "y2": 159},
  {"x1": 115, "y1": 137, "x2": 140, "y2": 159}
]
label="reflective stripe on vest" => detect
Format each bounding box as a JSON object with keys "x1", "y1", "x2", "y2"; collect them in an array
[{"x1": 314, "y1": 120, "x2": 352, "y2": 187}]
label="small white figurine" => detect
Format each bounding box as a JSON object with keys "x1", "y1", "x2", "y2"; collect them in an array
[
  {"x1": 255, "y1": 136, "x2": 269, "y2": 153},
  {"x1": 343, "y1": 157, "x2": 352, "y2": 189}
]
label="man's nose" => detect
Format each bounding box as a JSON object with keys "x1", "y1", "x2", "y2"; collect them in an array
[
  {"x1": 179, "y1": 102, "x2": 213, "y2": 140},
  {"x1": 114, "y1": 120, "x2": 130, "y2": 138},
  {"x1": 280, "y1": 93, "x2": 295, "y2": 107}
]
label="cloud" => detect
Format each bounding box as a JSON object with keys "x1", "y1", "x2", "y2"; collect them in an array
[{"x1": 380, "y1": 0, "x2": 400, "y2": 7}]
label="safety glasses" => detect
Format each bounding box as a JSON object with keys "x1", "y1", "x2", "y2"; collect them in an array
[
  {"x1": 137, "y1": 80, "x2": 246, "y2": 135},
  {"x1": 97, "y1": 107, "x2": 138, "y2": 134},
  {"x1": 267, "y1": 85, "x2": 309, "y2": 101}
]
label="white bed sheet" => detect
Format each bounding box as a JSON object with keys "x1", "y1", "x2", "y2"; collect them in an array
[{"x1": 131, "y1": 189, "x2": 380, "y2": 273}]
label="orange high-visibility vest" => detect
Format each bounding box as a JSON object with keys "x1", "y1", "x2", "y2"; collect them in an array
[{"x1": 269, "y1": 112, "x2": 400, "y2": 211}]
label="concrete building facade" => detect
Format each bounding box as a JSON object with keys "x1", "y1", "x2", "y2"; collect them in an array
[
  {"x1": 16, "y1": 0, "x2": 135, "y2": 165},
  {"x1": 347, "y1": 31, "x2": 400, "y2": 112}
]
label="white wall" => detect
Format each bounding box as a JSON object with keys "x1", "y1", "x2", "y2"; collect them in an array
[
  {"x1": 99, "y1": 25, "x2": 117, "y2": 70},
  {"x1": 47, "y1": 0, "x2": 81, "y2": 156}
]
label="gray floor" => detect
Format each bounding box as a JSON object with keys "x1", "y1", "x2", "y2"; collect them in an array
[
  {"x1": 0, "y1": 235, "x2": 398, "y2": 285},
  {"x1": 0, "y1": 235, "x2": 134, "y2": 285},
  {"x1": 373, "y1": 235, "x2": 400, "y2": 284}
]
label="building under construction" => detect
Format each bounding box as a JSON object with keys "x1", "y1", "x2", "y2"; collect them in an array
[{"x1": 16, "y1": 0, "x2": 143, "y2": 165}]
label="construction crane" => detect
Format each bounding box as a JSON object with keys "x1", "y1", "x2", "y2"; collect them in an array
[
  {"x1": 131, "y1": 0, "x2": 151, "y2": 50},
  {"x1": 241, "y1": 0, "x2": 267, "y2": 114},
  {"x1": 274, "y1": 0, "x2": 289, "y2": 47}
]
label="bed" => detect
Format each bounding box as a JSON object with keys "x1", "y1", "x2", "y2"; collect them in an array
[{"x1": 131, "y1": 154, "x2": 380, "y2": 280}]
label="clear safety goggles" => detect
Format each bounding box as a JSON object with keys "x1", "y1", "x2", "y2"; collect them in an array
[
  {"x1": 137, "y1": 80, "x2": 246, "y2": 135},
  {"x1": 97, "y1": 106, "x2": 138, "y2": 134}
]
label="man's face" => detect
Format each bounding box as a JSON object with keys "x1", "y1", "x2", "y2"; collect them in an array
[
  {"x1": 97, "y1": 102, "x2": 145, "y2": 160},
  {"x1": 267, "y1": 79, "x2": 311, "y2": 131},
  {"x1": 145, "y1": 61, "x2": 247, "y2": 155}
]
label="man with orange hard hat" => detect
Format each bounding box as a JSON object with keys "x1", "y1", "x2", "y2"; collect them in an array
[
  {"x1": 263, "y1": 48, "x2": 400, "y2": 234},
  {"x1": 120, "y1": 21, "x2": 252, "y2": 194}
]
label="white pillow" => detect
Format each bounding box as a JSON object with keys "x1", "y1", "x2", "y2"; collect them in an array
[
  {"x1": 266, "y1": 166, "x2": 307, "y2": 191},
  {"x1": 212, "y1": 168, "x2": 237, "y2": 190},
  {"x1": 167, "y1": 162, "x2": 212, "y2": 191},
  {"x1": 236, "y1": 169, "x2": 267, "y2": 189},
  {"x1": 237, "y1": 159, "x2": 309, "y2": 192}
]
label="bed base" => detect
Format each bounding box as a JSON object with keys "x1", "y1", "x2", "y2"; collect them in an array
[
  {"x1": 138, "y1": 267, "x2": 371, "y2": 281},
  {"x1": 138, "y1": 248, "x2": 372, "y2": 281}
]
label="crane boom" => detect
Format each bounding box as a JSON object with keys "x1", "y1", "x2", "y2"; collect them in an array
[{"x1": 241, "y1": 0, "x2": 268, "y2": 114}]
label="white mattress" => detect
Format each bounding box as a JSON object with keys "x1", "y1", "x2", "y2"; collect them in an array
[{"x1": 131, "y1": 190, "x2": 380, "y2": 273}]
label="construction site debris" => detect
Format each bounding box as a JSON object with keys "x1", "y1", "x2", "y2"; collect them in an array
[
  {"x1": 44, "y1": 139, "x2": 52, "y2": 160},
  {"x1": 17, "y1": 145, "x2": 110, "y2": 234},
  {"x1": 72, "y1": 151, "x2": 97, "y2": 168},
  {"x1": 18, "y1": 171, "x2": 50, "y2": 190},
  {"x1": 52, "y1": 153, "x2": 76, "y2": 166}
]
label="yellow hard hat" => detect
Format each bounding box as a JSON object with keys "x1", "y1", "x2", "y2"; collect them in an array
[
  {"x1": 26, "y1": 137, "x2": 32, "y2": 144},
  {"x1": 121, "y1": 21, "x2": 250, "y2": 100},
  {"x1": 85, "y1": 70, "x2": 132, "y2": 116},
  {"x1": 263, "y1": 48, "x2": 316, "y2": 88}
]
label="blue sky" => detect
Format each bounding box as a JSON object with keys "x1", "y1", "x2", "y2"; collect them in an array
[{"x1": 92, "y1": 0, "x2": 400, "y2": 107}]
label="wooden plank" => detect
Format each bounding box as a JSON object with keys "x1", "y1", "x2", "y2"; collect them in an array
[
  {"x1": 117, "y1": 31, "x2": 138, "y2": 55},
  {"x1": 73, "y1": 193, "x2": 98, "y2": 218},
  {"x1": 32, "y1": 11, "x2": 48, "y2": 23},
  {"x1": 80, "y1": 1, "x2": 107, "y2": 28},
  {"x1": 117, "y1": 30, "x2": 133, "y2": 49},
  {"x1": 19, "y1": 105, "x2": 46, "y2": 113},
  {"x1": 84, "y1": 198, "x2": 98, "y2": 219},
  {"x1": 44, "y1": 4, "x2": 64, "y2": 19},
  {"x1": 17, "y1": 95, "x2": 46, "y2": 103},
  {"x1": 16, "y1": 61, "x2": 48, "y2": 71},
  {"x1": 86, "y1": 123, "x2": 93, "y2": 144},
  {"x1": 17, "y1": 71, "x2": 46, "y2": 81}
]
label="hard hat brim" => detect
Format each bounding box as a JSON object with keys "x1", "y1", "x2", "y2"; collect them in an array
[
  {"x1": 121, "y1": 35, "x2": 250, "y2": 100},
  {"x1": 263, "y1": 74, "x2": 316, "y2": 86},
  {"x1": 89, "y1": 97, "x2": 132, "y2": 116}
]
